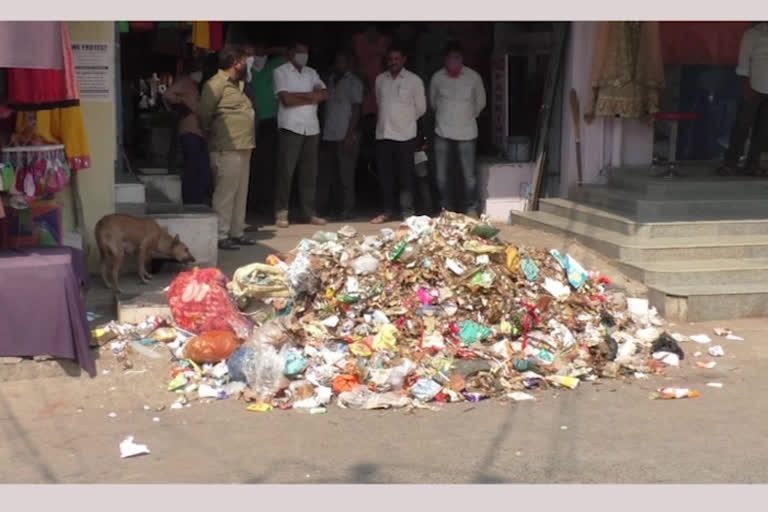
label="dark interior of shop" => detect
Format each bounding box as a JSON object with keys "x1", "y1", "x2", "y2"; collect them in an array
[{"x1": 118, "y1": 21, "x2": 557, "y2": 216}]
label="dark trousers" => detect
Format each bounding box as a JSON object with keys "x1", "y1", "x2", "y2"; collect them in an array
[
  {"x1": 376, "y1": 139, "x2": 416, "y2": 218},
  {"x1": 275, "y1": 129, "x2": 319, "y2": 218},
  {"x1": 318, "y1": 137, "x2": 360, "y2": 218},
  {"x1": 179, "y1": 133, "x2": 213, "y2": 206},
  {"x1": 724, "y1": 91, "x2": 768, "y2": 167},
  {"x1": 248, "y1": 118, "x2": 278, "y2": 214}
]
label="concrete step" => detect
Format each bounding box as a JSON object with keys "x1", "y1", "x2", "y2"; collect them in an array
[
  {"x1": 618, "y1": 258, "x2": 768, "y2": 287},
  {"x1": 540, "y1": 198, "x2": 768, "y2": 239},
  {"x1": 510, "y1": 210, "x2": 768, "y2": 261},
  {"x1": 114, "y1": 182, "x2": 146, "y2": 204},
  {"x1": 568, "y1": 185, "x2": 768, "y2": 222},
  {"x1": 606, "y1": 166, "x2": 768, "y2": 198},
  {"x1": 648, "y1": 282, "x2": 768, "y2": 322},
  {"x1": 138, "y1": 173, "x2": 182, "y2": 205}
]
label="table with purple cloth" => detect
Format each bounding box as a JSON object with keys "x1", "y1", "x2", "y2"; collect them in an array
[{"x1": 0, "y1": 246, "x2": 95, "y2": 376}]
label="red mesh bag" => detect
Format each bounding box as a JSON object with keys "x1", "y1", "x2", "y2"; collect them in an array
[{"x1": 167, "y1": 268, "x2": 252, "y2": 337}]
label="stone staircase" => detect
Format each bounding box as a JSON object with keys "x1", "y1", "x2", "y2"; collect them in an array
[{"x1": 510, "y1": 165, "x2": 768, "y2": 321}]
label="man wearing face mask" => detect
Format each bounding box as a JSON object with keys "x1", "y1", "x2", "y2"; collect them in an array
[
  {"x1": 198, "y1": 45, "x2": 257, "y2": 250},
  {"x1": 318, "y1": 48, "x2": 364, "y2": 221},
  {"x1": 370, "y1": 45, "x2": 427, "y2": 224},
  {"x1": 272, "y1": 41, "x2": 329, "y2": 228},
  {"x1": 242, "y1": 41, "x2": 286, "y2": 217},
  {"x1": 429, "y1": 41, "x2": 486, "y2": 217},
  {"x1": 163, "y1": 58, "x2": 213, "y2": 206}
]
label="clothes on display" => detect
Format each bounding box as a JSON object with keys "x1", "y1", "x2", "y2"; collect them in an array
[
  {"x1": 192, "y1": 21, "x2": 224, "y2": 51},
  {"x1": 6, "y1": 22, "x2": 79, "y2": 110},
  {"x1": 585, "y1": 21, "x2": 665, "y2": 123},
  {"x1": 0, "y1": 22, "x2": 65, "y2": 70},
  {"x1": 15, "y1": 107, "x2": 92, "y2": 171},
  {"x1": 1, "y1": 145, "x2": 72, "y2": 204}
]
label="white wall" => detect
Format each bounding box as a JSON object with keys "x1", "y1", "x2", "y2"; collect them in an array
[
  {"x1": 558, "y1": 22, "x2": 655, "y2": 196},
  {"x1": 62, "y1": 22, "x2": 117, "y2": 270}
]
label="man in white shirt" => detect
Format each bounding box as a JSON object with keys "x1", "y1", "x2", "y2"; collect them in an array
[
  {"x1": 273, "y1": 41, "x2": 329, "y2": 228},
  {"x1": 429, "y1": 41, "x2": 486, "y2": 217},
  {"x1": 719, "y1": 22, "x2": 768, "y2": 176},
  {"x1": 370, "y1": 45, "x2": 427, "y2": 224},
  {"x1": 318, "y1": 49, "x2": 364, "y2": 220}
]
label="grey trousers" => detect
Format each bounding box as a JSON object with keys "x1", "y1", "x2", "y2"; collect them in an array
[
  {"x1": 318, "y1": 137, "x2": 360, "y2": 217},
  {"x1": 275, "y1": 129, "x2": 319, "y2": 218}
]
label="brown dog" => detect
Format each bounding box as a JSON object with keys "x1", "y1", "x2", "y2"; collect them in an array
[{"x1": 95, "y1": 214, "x2": 195, "y2": 292}]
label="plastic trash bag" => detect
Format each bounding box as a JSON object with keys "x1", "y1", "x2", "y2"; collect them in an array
[
  {"x1": 228, "y1": 344, "x2": 254, "y2": 382},
  {"x1": 410, "y1": 378, "x2": 443, "y2": 402},
  {"x1": 459, "y1": 320, "x2": 492, "y2": 346},
  {"x1": 249, "y1": 317, "x2": 294, "y2": 347},
  {"x1": 183, "y1": 331, "x2": 241, "y2": 364},
  {"x1": 521, "y1": 257, "x2": 540, "y2": 281},
  {"x1": 352, "y1": 254, "x2": 379, "y2": 275},
  {"x1": 168, "y1": 268, "x2": 252, "y2": 336},
  {"x1": 373, "y1": 324, "x2": 399, "y2": 352},
  {"x1": 242, "y1": 343, "x2": 289, "y2": 401}
]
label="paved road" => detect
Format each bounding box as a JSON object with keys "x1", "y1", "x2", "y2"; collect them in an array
[{"x1": 2, "y1": 317, "x2": 765, "y2": 483}]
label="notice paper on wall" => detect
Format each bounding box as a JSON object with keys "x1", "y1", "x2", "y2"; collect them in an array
[{"x1": 72, "y1": 41, "x2": 114, "y2": 102}]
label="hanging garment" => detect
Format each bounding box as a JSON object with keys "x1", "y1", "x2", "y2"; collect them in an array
[
  {"x1": 14, "y1": 107, "x2": 91, "y2": 171},
  {"x1": 7, "y1": 22, "x2": 80, "y2": 110},
  {"x1": 130, "y1": 22, "x2": 154, "y2": 32},
  {"x1": 192, "y1": 21, "x2": 224, "y2": 51},
  {"x1": 585, "y1": 22, "x2": 665, "y2": 123},
  {"x1": 192, "y1": 21, "x2": 210, "y2": 50},
  {"x1": 0, "y1": 22, "x2": 64, "y2": 70}
]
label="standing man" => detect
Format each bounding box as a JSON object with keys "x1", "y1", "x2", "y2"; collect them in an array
[
  {"x1": 163, "y1": 58, "x2": 213, "y2": 206},
  {"x1": 244, "y1": 41, "x2": 286, "y2": 216},
  {"x1": 718, "y1": 22, "x2": 768, "y2": 177},
  {"x1": 273, "y1": 41, "x2": 329, "y2": 228},
  {"x1": 198, "y1": 45, "x2": 256, "y2": 251},
  {"x1": 370, "y1": 45, "x2": 427, "y2": 224},
  {"x1": 318, "y1": 49, "x2": 364, "y2": 220},
  {"x1": 429, "y1": 41, "x2": 486, "y2": 216}
]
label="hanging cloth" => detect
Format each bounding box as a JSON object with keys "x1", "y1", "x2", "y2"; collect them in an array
[
  {"x1": 14, "y1": 106, "x2": 91, "y2": 171},
  {"x1": 0, "y1": 21, "x2": 64, "y2": 70},
  {"x1": 7, "y1": 22, "x2": 80, "y2": 111},
  {"x1": 192, "y1": 21, "x2": 211, "y2": 50},
  {"x1": 209, "y1": 22, "x2": 224, "y2": 51},
  {"x1": 584, "y1": 21, "x2": 665, "y2": 123},
  {"x1": 130, "y1": 22, "x2": 155, "y2": 32},
  {"x1": 192, "y1": 22, "x2": 224, "y2": 51}
]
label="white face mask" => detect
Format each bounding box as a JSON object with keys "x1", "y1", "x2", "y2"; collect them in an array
[
  {"x1": 189, "y1": 71, "x2": 202, "y2": 83},
  {"x1": 245, "y1": 56, "x2": 255, "y2": 81},
  {"x1": 252, "y1": 55, "x2": 267, "y2": 72},
  {"x1": 294, "y1": 53, "x2": 309, "y2": 67}
]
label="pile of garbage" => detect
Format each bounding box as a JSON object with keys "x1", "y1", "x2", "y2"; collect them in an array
[{"x1": 97, "y1": 212, "x2": 674, "y2": 412}]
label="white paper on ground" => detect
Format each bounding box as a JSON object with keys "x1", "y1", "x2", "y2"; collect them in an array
[
  {"x1": 690, "y1": 334, "x2": 712, "y2": 344},
  {"x1": 119, "y1": 436, "x2": 150, "y2": 458},
  {"x1": 726, "y1": 334, "x2": 744, "y2": 341},
  {"x1": 508, "y1": 391, "x2": 536, "y2": 402},
  {"x1": 652, "y1": 351, "x2": 680, "y2": 367},
  {"x1": 708, "y1": 345, "x2": 725, "y2": 357},
  {"x1": 706, "y1": 382, "x2": 724, "y2": 389}
]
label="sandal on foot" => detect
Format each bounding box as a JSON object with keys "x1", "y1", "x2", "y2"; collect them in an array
[{"x1": 370, "y1": 214, "x2": 390, "y2": 224}]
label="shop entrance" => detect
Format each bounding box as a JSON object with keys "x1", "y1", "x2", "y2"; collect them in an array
[{"x1": 118, "y1": 21, "x2": 556, "y2": 220}]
